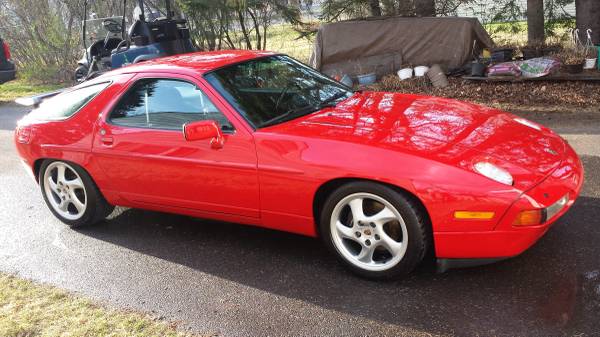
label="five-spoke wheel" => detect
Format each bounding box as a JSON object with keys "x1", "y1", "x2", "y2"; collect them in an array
[
  {"x1": 43, "y1": 161, "x2": 87, "y2": 220},
  {"x1": 39, "y1": 160, "x2": 113, "y2": 227},
  {"x1": 320, "y1": 181, "x2": 430, "y2": 279},
  {"x1": 330, "y1": 192, "x2": 408, "y2": 272}
]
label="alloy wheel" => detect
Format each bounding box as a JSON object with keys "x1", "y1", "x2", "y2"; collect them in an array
[
  {"x1": 330, "y1": 192, "x2": 409, "y2": 271},
  {"x1": 43, "y1": 162, "x2": 87, "y2": 220}
]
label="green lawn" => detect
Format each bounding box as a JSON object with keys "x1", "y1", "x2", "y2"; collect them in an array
[
  {"x1": 263, "y1": 24, "x2": 313, "y2": 62},
  {"x1": 0, "y1": 273, "x2": 203, "y2": 337},
  {"x1": 0, "y1": 79, "x2": 66, "y2": 103},
  {"x1": 484, "y1": 19, "x2": 575, "y2": 46}
]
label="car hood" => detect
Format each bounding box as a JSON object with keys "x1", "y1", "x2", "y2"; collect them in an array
[{"x1": 263, "y1": 91, "x2": 565, "y2": 189}]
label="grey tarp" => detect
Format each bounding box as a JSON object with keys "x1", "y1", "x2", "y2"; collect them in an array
[{"x1": 309, "y1": 16, "x2": 494, "y2": 78}]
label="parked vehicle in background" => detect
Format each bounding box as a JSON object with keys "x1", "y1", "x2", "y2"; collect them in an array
[
  {"x1": 0, "y1": 37, "x2": 16, "y2": 84},
  {"x1": 75, "y1": 0, "x2": 195, "y2": 82}
]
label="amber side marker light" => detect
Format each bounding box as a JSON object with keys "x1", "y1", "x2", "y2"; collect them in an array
[
  {"x1": 454, "y1": 211, "x2": 495, "y2": 220},
  {"x1": 514, "y1": 209, "x2": 545, "y2": 226}
]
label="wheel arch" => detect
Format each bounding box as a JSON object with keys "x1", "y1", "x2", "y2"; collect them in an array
[
  {"x1": 312, "y1": 177, "x2": 435, "y2": 260},
  {"x1": 33, "y1": 158, "x2": 96, "y2": 187},
  {"x1": 33, "y1": 158, "x2": 46, "y2": 182},
  {"x1": 313, "y1": 177, "x2": 431, "y2": 233}
]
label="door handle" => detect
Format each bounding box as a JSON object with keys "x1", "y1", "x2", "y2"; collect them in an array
[{"x1": 100, "y1": 136, "x2": 114, "y2": 146}]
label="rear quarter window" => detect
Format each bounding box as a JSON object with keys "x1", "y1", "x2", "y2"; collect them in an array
[{"x1": 29, "y1": 82, "x2": 110, "y2": 120}]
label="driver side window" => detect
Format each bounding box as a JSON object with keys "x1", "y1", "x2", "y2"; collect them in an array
[{"x1": 109, "y1": 78, "x2": 233, "y2": 131}]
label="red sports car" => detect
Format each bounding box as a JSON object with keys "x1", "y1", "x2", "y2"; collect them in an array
[{"x1": 14, "y1": 51, "x2": 583, "y2": 278}]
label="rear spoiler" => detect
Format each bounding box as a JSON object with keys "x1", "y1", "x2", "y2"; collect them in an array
[{"x1": 14, "y1": 89, "x2": 64, "y2": 108}]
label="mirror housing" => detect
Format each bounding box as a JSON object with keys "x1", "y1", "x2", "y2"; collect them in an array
[{"x1": 183, "y1": 120, "x2": 224, "y2": 149}]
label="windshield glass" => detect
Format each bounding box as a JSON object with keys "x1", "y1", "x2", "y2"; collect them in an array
[{"x1": 204, "y1": 55, "x2": 352, "y2": 129}]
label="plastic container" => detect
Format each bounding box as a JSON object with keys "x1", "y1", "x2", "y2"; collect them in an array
[
  {"x1": 584, "y1": 58, "x2": 597, "y2": 70},
  {"x1": 427, "y1": 64, "x2": 449, "y2": 88},
  {"x1": 356, "y1": 73, "x2": 376, "y2": 85},
  {"x1": 340, "y1": 74, "x2": 353, "y2": 87},
  {"x1": 414, "y1": 66, "x2": 429, "y2": 77},
  {"x1": 397, "y1": 68, "x2": 413, "y2": 80}
]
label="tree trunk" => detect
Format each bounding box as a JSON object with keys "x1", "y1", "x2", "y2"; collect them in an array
[
  {"x1": 369, "y1": 0, "x2": 381, "y2": 17},
  {"x1": 527, "y1": 0, "x2": 545, "y2": 45},
  {"x1": 415, "y1": 0, "x2": 436, "y2": 17},
  {"x1": 576, "y1": 0, "x2": 600, "y2": 45},
  {"x1": 236, "y1": 8, "x2": 252, "y2": 50}
]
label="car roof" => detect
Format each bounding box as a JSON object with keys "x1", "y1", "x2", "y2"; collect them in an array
[{"x1": 105, "y1": 50, "x2": 279, "y2": 78}]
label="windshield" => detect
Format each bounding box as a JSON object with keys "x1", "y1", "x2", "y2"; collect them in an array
[
  {"x1": 204, "y1": 55, "x2": 352, "y2": 129},
  {"x1": 84, "y1": 17, "x2": 124, "y2": 44}
]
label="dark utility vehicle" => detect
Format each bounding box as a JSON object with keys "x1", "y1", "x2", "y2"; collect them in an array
[
  {"x1": 0, "y1": 37, "x2": 16, "y2": 84},
  {"x1": 76, "y1": 0, "x2": 194, "y2": 82}
]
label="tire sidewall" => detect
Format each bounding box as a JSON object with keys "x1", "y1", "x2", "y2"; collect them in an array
[{"x1": 319, "y1": 181, "x2": 427, "y2": 279}]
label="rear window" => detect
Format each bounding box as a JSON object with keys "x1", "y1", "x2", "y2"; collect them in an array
[{"x1": 29, "y1": 82, "x2": 110, "y2": 120}]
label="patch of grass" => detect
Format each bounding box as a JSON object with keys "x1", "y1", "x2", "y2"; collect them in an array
[
  {"x1": 246, "y1": 23, "x2": 313, "y2": 63},
  {"x1": 0, "y1": 273, "x2": 202, "y2": 337},
  {"x1": 0, "y1": 79, "x2": 66, "y2": 103}
]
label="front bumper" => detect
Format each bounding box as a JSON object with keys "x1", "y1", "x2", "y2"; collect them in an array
[{"x1": 434, "y1": 141, "x2": 584, "y2": 259}]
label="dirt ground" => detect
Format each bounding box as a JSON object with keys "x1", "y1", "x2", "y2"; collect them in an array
[{"x1": 369, "y1": 75, "x2": 600, "y2": 113}]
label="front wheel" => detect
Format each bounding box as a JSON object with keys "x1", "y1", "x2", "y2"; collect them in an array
[
  {"x1": 39, "y1": 160, "x2": 113, "y2": 228},
  {"x1": 319, "y1": 182, "x2": 430, "y2": 279}
]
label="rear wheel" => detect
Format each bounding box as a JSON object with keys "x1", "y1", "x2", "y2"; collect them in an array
[
  {"x1": 39, "y1": 160, "x2": 113, "y2": 228},
  {"x1": 319, "y1": 181, "x2": 430, "y2": 279}
]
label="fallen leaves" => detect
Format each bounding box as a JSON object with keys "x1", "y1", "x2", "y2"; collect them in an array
[{"x1": 369, "y1": 75, "x2": 600, "y2": 111}]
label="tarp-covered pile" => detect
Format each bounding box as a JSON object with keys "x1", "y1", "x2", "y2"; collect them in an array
[{"x1": 309, "y1": 16, "x2": 494, "y2": 79}]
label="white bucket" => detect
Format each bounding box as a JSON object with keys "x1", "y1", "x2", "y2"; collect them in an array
[
  {"x1": 584, "y1": 58, "x2": 597, "y2": 69},
  {"x1": 414, "y1": 66, "x2": 430, "y2": 77},
  {"x1": 397, "y1": 68, "x2": 413, "y2": 80}
]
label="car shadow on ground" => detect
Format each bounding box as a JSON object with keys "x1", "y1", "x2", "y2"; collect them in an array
[{"x1": 76, "y1": 156, "x2": 600, "y2": 337}]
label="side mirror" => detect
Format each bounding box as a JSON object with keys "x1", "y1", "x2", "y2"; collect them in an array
[{"x1": 183, "y1": 120, "x2": 224, "y2": 149}]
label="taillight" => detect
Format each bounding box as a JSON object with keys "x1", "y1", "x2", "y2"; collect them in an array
[
  {"x1": 2, "y1": 41, "x2": 11, "y2": 60},
  {"x1": 16, "y1": 126, "x2": 32, "y2": 144}
]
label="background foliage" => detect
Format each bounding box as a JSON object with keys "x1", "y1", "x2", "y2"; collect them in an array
[{"x1": 0, "y1": 0, "x2": 576, "y2": 83}]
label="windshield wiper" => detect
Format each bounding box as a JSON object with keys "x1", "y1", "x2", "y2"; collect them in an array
[
  {"x1": 259, "y1": 106, "x2": 320, "y2": 128},
  {"x1": 320, "y1": 91, "x2": 349, "y2": 107}
]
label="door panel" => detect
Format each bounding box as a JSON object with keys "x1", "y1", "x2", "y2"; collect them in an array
[{"x1": 92, "y1": 73, "x2": 260, "y2": 218}]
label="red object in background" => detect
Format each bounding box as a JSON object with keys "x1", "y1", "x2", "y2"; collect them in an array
[
  {"x1": 2, "y1": 41, "x2": 11, "y2": 60},
  {"x1": 14, "y1": 50, "x2": 583, "y2": 264}
]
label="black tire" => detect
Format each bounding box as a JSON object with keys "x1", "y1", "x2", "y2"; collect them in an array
[
  {"x1": 319, "y1": 181, "x2": 430, "y2": 279},
  {"x1": 39, "y1": 159, "x2": 114, "y2": 228}
]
